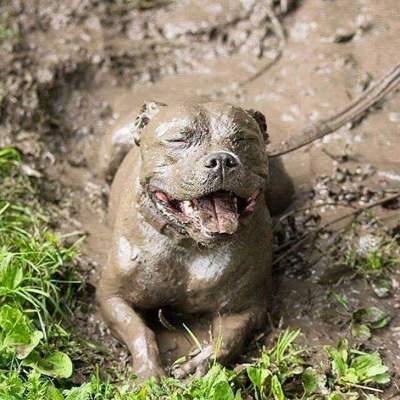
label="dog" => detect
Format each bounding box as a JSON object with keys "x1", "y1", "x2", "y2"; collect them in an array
[{"x1": 97, "y1": 101, "x2": 294, "y2": 381}]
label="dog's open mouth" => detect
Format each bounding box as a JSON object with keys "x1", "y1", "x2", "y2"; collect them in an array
[{"x1": 152, "y1": 190, "x2": 260, "y2": 235}]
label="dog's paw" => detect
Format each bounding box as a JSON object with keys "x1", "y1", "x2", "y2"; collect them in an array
[
  {"x1": 131, "y1": 360, "x2": 167, "y2": 384},
  {"x1": 171, "y1": 345, "x2": 213, "y2": 379}
]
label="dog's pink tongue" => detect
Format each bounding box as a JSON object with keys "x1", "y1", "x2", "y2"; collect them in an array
[{"x1": 197, "y1": 192, "x2": 238, "y2": 234}]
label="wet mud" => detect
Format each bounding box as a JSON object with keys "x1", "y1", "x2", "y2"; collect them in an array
[{"x1": 1, "y1": 0, "x2": 399, "y2": 392}]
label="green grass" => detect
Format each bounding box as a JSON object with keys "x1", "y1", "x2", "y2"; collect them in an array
[
  {"x1": 0, "y1": 147, "x2": 393, "y2": 399},
  {"x1": 0, "y1": 27, "x2": 14, "y2": 41},
  {"x1": 0, "y1": 14, "x2": 17, "y2": 43},
  {"x1": 0, "y1": 147, "x2": 79, "y2": 397},
  {"x1": 343, "y1": 226, "x2": 399, "y2": 299},
  {"x1": 326, "y1": 291, "x2": 391, "y2": 342}
]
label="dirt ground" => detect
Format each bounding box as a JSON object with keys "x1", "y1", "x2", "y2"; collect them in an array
[{"x1": 1, "y1": 0, "x2": 400, "y2": 394}]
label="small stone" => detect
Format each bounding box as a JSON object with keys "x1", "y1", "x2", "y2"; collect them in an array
[
  {"x1": 68, "y1": 152, "x2": 87, "y2": 167},
  {"x1": 21, "y1": 164, "x2": 42, "y2": 178},
  {"x1": 36, "y1": 68, "x2": 54, "y2": 84},
  {"x1": 371, "y1": 277, "x2": 392, "y2": 298},
  {"x1": 388, "y1": 112, "x2": 400, "y2": 123},
  {"x1": 333, "y1": 28, "x2": 355, "y2": 43},
  {"x1": 335, "y1": 171, "x2": 346, "y2": 183},
  {"x1": 356, "y1": 14, "x2": 373, "y2": 32},
  {"x1": 357, "y1": 234, "x2": 381, "y2": 256},
  {"x1": 76, "y1": 126, "x2": 91, "y2": 138},
  {"x1": 344, "y1": 192, "x2": 358, "y2": 202}
]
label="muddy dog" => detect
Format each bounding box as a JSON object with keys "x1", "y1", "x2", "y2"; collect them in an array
[{"x1": 97, "y1": 101, "x2": 294, "y2": 381}]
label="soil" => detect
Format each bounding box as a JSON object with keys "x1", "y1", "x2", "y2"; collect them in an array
[{"x1": 1, "y1": 0, "x2": 399, "y2": 394}]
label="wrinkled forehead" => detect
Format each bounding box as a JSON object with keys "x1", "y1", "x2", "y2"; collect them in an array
[
  {"x1": 145, "y1": 103, "x2": 256, "y2": 138},
  {"x1": 204, "y1": 103, "x2": 256, "y2": 133},
  {"x1": 152, "y1": 106, "x2": 198, "y2": 138}
]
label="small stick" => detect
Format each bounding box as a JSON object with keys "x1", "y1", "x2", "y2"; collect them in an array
[
  {"x1": 158, "y1": 309, "x2": 176, "y2": 331},
  {"x1": 347, "y1": 382, "x2": 383, "y2": 393},
  {"x1": 267, "y1": 63, "x2": 400, "y2": 157},
  {"x1": 273, "y1": 192, "x2": 400, "y2": 267},
  {"x1": 274, "y1": 201, "x2": 357, "y2": 226}
]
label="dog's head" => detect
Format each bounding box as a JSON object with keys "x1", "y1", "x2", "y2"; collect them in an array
[{"x1": 136, "y1": 101, "x2": 269, "y2": 245}]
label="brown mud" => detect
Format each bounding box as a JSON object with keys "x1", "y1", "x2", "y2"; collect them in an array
[{"x1": 1, "y1": 0, "x2": 399, "y2": 392}]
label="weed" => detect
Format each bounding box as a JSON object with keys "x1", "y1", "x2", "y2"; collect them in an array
[
  {"x1": 0, "y1": 148, "x2": 20, "y2": 174},
  {"x1": 342, "y1": 224, "x2": 399, "y2": 298},
  {"x1": 245, "y1": 329, "x2": 306, "y2": 399},
  {"x1": 351, "y1": 307, "x2": 391, "y2": 341},
  {"x1": 0, "y1": 148, "x2": 78, "y2": 391},
  {"x1": 326, "y1": 290, "x2": 391, "y2": 342},
  {"x1": 324, "y1": 338, "x2": 390, "y2": 397},
  {"x1": 0, "y1": 26, "x2": 14, "y2": 41}
]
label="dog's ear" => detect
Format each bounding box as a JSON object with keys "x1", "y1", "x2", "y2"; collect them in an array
[
  {"x1": 132, "y1": 100, "x2": 167, "y2": 146},
  {"x1": 99, "y1": 101, "x2": 167, "y2": 181},
  {"x1": 246, "y1": 109, "x2": 269, "y2": 143}
]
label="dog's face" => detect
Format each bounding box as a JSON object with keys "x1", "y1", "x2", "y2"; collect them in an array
[{"x1": 138, "y1": 102, "x2": 269, "y2": 245}]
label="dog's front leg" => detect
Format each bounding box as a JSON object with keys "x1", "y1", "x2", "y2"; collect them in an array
[
  {"x1": 97, "y1": 283, "x2": 165, "y2": 381},
  {"x1": 172, "y1": 306, "x2": 266, "y2": 378}
]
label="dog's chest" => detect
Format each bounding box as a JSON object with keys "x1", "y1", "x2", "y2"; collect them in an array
[
  {"x1": 186, "y1": 250, "x2": 233, "y2": 289},
  {"x1": 136, "y1": 238, "x2": 241, "y2": 312},
  {"x1": 140, "y1": 240, "x2": 234, "y2": 287},
  {"x1": 179, "y1": 245, "x2": 260, "y2": 313}
]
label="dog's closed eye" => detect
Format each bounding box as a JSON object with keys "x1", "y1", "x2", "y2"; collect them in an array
[
  {"x1": 163, "y1": 130, "x2": 194, "y2": 146},
  {"x1": 232, "y1": 135, "x2": 259, "y2": 145},
  {"x1": 165, "y1": 136, "x2": 189, "y2": 144}
]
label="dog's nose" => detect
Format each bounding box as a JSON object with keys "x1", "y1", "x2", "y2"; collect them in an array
[{"x1": 204, "y1": 152, "x2": 238, "y2": 171}]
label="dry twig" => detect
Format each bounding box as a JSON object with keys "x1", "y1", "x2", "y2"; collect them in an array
[{"x1": 267, "y1": 63, "x2": 400, "y2": 157}]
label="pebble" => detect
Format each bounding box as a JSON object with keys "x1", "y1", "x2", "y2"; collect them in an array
[{"x1": 388, "y1": 112, "x2": 400, "y2": 123}]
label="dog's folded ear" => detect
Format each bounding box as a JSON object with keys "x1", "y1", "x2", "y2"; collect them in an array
[
  {"x1": 132, "y1": 101, "x2": 167, "y2": 146},
  {"x1": 98, "y1": 100, "x2": 167, "y2": 181},
  {"x1": 246, "y1": 109, "x2": 269, "y2": 143}
]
